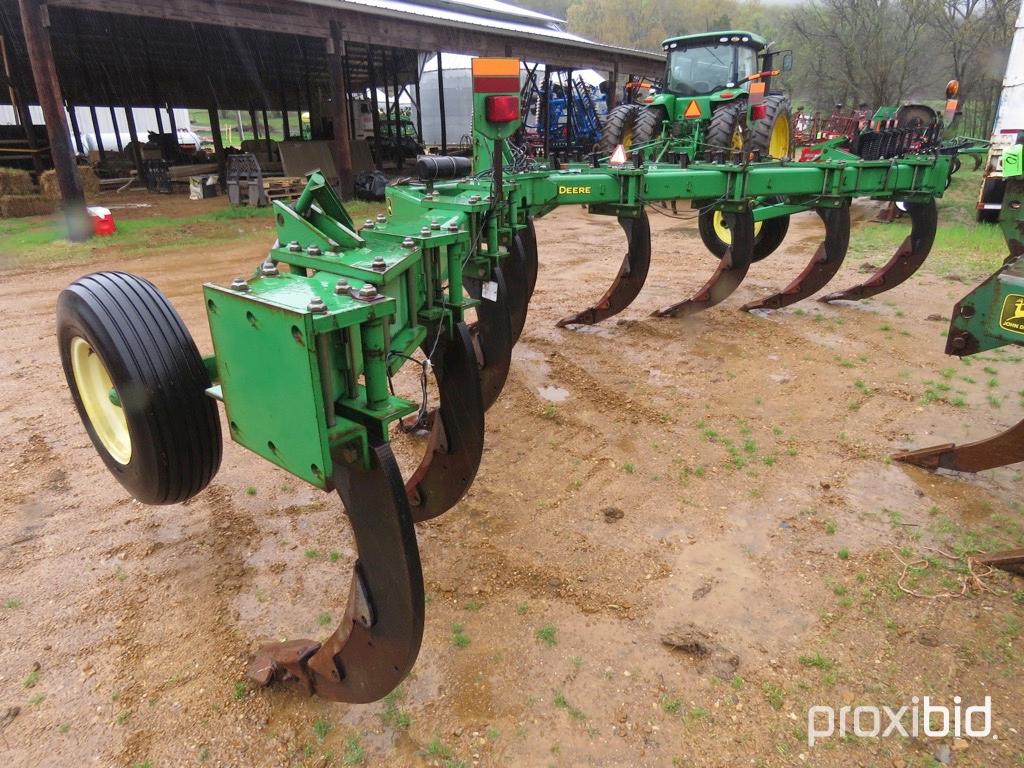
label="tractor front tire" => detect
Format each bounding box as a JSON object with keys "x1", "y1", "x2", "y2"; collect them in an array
[
  {"x1": 750, "y1": 95, "x2": 792, "y2": 159},
  {"x1": 57, "y1": 271, "x2": 222, "y2": 505},
  {"x1": 597, "y1": 104, "x2": 641, "y2": 156}
]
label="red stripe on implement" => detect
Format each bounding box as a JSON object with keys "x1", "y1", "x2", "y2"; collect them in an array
[{"x1": 473, "y1": 76, "x2": 521, "y2": 93}]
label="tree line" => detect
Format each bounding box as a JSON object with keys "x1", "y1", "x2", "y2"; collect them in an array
[{"x1": 514, "y1": 0, "x2": 1021, "y2": 138}]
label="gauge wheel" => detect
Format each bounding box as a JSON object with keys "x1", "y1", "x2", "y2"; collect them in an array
[{"x1": 57, "y1": 271, "x2": 222, "y2": 505}]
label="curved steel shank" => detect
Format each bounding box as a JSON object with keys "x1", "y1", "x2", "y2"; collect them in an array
[
  {"x1": 742, "y1": 204, "x2": 852, "y2": 311},
  {"x1": 247, "y1": 441, "x2": 424, "y2": 703},
  {"x1": 652, "y1": 207, "x2": 755, "y2": 318},
  {"x1": 820, "y1": 199, "x2": 937, "y2": 303},
  {"x1": 556, "y1": 210, "x2": 652, "y2": 327}
]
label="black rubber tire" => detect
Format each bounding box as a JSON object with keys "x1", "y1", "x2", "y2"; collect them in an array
[
  {"x1": 57, "y1": 271, "x2": 222, "y2": 505},
  {"x1": 697, "y1": 203, "x2": 790, "y2": 263},
  {"x1": 750, "y1": 94, "x2": 792, "y2": 159},
  {"x1": 976, "y1": 177, "x2": 1004, "y2": 223},
  {"x1": 632, "y1": 106, "x2": 667, "y2": 153},
  {"x1": 704, "y1": 102, "x2": 746, "y2": 155},
  {"x1": 596, "y1": 104, "x2": 641, "y2": 156}
]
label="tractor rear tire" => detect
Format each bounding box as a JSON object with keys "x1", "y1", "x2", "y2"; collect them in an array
[
  {"x1": 597, "y1": 104, "x2": 641, "y2": 156},
  {"x1": 632, "y1": 106, "x2": 668, "y2": 154},
  {"x1": 705, "y1": 102, "x2": 747, "y2": 155},
  {"x1": 57, "y1": 271, "x2": 222, "y2": 505},
  {"x1": 750, "y1": 95, "x2": 792, "y2": 159}
]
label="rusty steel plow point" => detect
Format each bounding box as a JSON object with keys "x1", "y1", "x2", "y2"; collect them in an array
[
  {"x1": 893, "y1": 420, "x2": 1024, "y2": 473},
  {"x1": 820, "y1": 199, "x2": 938, "y2": 303},
  {"x1": 741, "y1": 204, "x2": 852, "y2": 311},
  {"x1": 653, "y1": 206, "x2": 755, "y2": 318},
  {"x1": 248, "y1": 441, "x2": 424, "y2": 703},
  {"x1": 556, "y1": 211, "x2": 652, "y2": 326}
]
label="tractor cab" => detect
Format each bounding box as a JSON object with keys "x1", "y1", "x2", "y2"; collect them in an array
[{"x1": 663, "y1": 31, "x2": 767, "y2": 99}]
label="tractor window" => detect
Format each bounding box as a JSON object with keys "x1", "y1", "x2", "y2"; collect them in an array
[{"x1": 666, "y1": 45, "x2": 759, "y2": 96}]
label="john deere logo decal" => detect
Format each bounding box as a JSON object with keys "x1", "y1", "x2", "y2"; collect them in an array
[{"x1": 1001, "y1": 294, "x2": 1024, "y2": 335}]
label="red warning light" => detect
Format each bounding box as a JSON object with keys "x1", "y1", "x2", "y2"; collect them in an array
[{"x1": 486, "y1": 95, "x2": 520, "y2": 123}]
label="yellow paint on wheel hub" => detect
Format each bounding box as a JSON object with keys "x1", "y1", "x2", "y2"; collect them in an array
[
  {"x1": 768, "y1": 113, "x2": 791, "y2": 159},
  {"x1": 712, "y1": 211, "x2": 763, "y2": 245},
  {"x1": 70, "y1": 336, "x2": 131, "y2": 465}
]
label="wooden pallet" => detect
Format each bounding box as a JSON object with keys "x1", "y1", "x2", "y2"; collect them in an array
[{"x1": 262, "y1": 175, "x2": 305, "y2": 201}]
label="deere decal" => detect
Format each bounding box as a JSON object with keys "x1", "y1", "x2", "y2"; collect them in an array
[{"x1": 1001, "y1": 293, "x2": 1024, "y2": 335}]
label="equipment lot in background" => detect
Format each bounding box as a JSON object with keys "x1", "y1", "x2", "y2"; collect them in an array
[{"x1": 0, "y1": 169, "x2": 1022, "y2": 767}]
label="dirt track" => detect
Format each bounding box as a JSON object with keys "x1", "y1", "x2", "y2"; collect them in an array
[{"x1": 1, "y1": 196, "x2": 1022, "y2": 767}]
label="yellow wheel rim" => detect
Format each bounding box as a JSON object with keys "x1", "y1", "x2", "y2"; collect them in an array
[
  {"x1": 621, "y1": 126, "x2": 634, "y2": 150},
  {"x1": 768, "y1": 113, "x2": 791, "y2": 158},
  {"x1": 730, "y1": 126, "x2": 744, "y2": 151},
  {"x1": 712, "y1": 211, "x2": 763, "y2": 245},
  {"x1": 70, "y1": 336, "x2": 131, "y2": 465}
]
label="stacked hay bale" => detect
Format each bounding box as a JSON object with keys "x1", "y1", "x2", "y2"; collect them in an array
[
  {"x1": 0, "y1": 168, "x2": 56, "y2": 218},
  {"x1": 40, "y1": 166, "x2": 100, "y2": 201}
]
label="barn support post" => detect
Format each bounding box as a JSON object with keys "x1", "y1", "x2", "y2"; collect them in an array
[
  {"x1": 262, "y1": 108, "x2": 272, "y2": 161},
  {"x1": 413, "y1": 54, "x2": 423, "y2": 143},
  {"x1": 279, "y1": 81, "x2": 290, "y2": 139},
  {"x1": 66, "y1": 101, "x2": 84, "y2": 154},
  {"x1": 342, "y1": 46, "x2": 355, "y2": 139},
  {"x1": 208, "y1": 106, "x2": 225, "y2": 186},
  {"x1": 248, "y1": 107, "x2": 259, "y2": 142},
  {"x1": 367, "y1": 45, "x2": 382, "y2": 166},
  {"x1": 123, "y1": 102, "x2": 143, "y2": 178},
  {"x1": 17, "y1": 0, "x2": 88, "y2": 240},
  {"x1": 109, "y1": 107, "x2": 123, "y2": 152},
  {"x1": 327, "y1": 22, "x2": 354, "y2": 198},
  {"x1": 390, "y1": 51, "x2": 401, "y2": 154},
  {"x1": 167, "y1": 103, "x2": 179, "y2": 147},
  {"x1": 607, "y1": 61, "x2": 618, "y2": 109},
  {"x1": 436, "y1": 50, "x2": 446, "y2": 154},
  {"x1": 88, "y1": 106, "x2": 104, "y2": 161}
]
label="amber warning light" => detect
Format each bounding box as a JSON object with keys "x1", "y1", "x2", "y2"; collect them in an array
[{"x1": 472, "y1": 57, "x2": 520, "y2": 94}]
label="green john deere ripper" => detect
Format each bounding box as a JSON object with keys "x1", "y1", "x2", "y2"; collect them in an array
[
  {"x1": 57, "y1": 57, "x2": 954, "y2": 704},
  {"x1": 895, "y1": 144, "x2": 1024, "y2": 474}
]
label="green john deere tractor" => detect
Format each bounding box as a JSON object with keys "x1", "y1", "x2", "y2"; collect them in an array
[{"x1": 599, "y1": 31, "x2": 794, "y2": 259}]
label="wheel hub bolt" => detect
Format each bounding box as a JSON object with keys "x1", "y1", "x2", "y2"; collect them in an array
[
  {"x1": 307, "y1": 245, "x2": 322, "y2": 256},
  {"x1": 231, "y1": 277, "x2": 250, "y2": 292},
  {"x1": 401, "y1": 237, "x2": 416, "y2": 248},
  {"x1": 288, "y1": 240, "x2": 301, "y2": 252},
  {"x1": 363, "y1": 219, "x2": 375, "y2": 230},
  {"x1": 307, "y1": 297, "x2": 328, "y2": 313},
  {"x1": 372, "y1": 255, "x2": 387, "y2": 271},
  {"x1": 334, "y1": 278, "x2": 350, "y2": 294},
  {"x1": 260, "y1": 259, "x2": 279, "y2": 277},
  {"x1": 358, "y1": 284, "x2": 379, "y2": 300}
]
